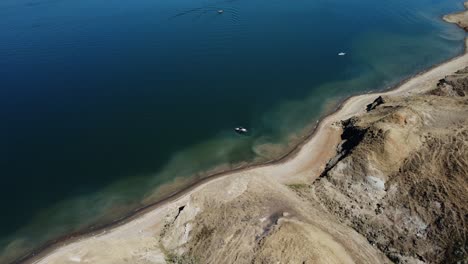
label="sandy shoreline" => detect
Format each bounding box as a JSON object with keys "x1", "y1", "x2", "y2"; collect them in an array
[{"x1": 13, "y1": 34, "x2": 468, "y2": 263}]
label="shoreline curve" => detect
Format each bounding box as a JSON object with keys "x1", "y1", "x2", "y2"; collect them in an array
[{"x1": 10, "y1": 13, "x2": 468, "y2": 264}]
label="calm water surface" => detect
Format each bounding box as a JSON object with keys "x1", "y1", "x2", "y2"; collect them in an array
[{"x1": 1, "y1": 0, "x2": 465, "y2": 261}]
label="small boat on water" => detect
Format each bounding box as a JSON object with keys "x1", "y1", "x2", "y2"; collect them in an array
[
  {"x1": 218, "y1": 9, "x2": 224, "y2": 14},
  {"x1": 234, "y1": 127, "x2": 248, "y2": 134},
  {"x1": 338, "y1": 52, "x2": 346, "y2": 56}
]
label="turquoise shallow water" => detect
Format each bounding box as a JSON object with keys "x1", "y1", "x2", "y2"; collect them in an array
[{"x1": 0, "y1": 0, "x2": 466, "y2": 261}]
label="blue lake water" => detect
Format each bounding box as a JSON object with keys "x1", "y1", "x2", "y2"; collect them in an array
[{"x1": 0, "y1": 0, "x2": 465, "y2": 261}]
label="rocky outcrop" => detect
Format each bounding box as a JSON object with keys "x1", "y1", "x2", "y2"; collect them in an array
[
  {"x1": 311, "y1": 71, "x2": 468, "y2": 263},
  {"x1": 366, "y1": 96, "x2": 386, "y2": 112},
  {"x1": 321, "y1": 117, "x2": 367, "y2": 177},
  {"x1": 430, "y1": 67, "x2": 468, "y2": 97}
]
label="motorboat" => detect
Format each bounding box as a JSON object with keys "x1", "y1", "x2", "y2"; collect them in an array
[
  {"x1": 218, "y1": 9, "x2": 224, "y2": 14},
  {"x1": 338, "y1": 52, "x2": 346, "y2": 56},
  {"x1": 234, "y1": 127, "x2": 248, "y2": 134}
]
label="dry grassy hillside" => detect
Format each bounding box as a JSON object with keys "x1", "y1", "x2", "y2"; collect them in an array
[
  {"x1": 311, "y1": 69, "x2": 468, "y2": 263},
  {"x1": 158, "y1": 168, "x2": 388, "y2": 264}
]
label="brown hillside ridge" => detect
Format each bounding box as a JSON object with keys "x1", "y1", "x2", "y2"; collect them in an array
[
  {"x1": 6, "y1": 3, "x2": 468, "y2": 264},
  {"x1": 311, "y1": 69, "x2": 468, "y2": 263}
]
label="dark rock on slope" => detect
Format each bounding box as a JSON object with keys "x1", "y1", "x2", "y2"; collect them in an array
[{"x1": 311, "y1": 69, "x2": 468, "y2": 264}]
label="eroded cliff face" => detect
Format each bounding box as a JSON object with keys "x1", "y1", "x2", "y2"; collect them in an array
[{"x1": 312, "y1": 70, "x2": 468, "y2": 263}]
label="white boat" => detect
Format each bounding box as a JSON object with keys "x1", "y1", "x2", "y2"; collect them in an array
[
  {"x1": 338, "y1": 52, "x2": 346, "y2": 56},
  {"x1": 234, "y1": 127, "x2": 248, "y2": 134},
  {"x1": 218, "y1": 10, "x2": 224, "y2": 14}
]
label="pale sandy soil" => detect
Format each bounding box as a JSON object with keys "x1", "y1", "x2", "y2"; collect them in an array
[
  {"x1": 444, "y1": 1, "x2": 468, "y2": 30},
  {"x1": 21, "y1": 36, "x2": 468, "y2": 264}
]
